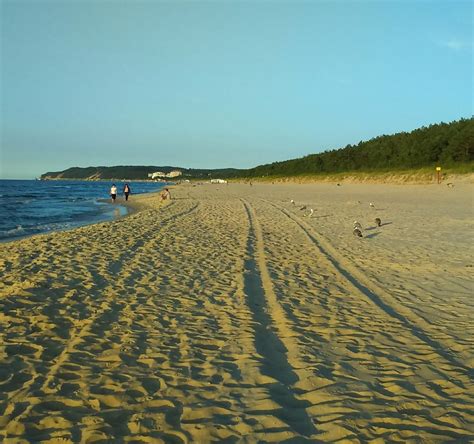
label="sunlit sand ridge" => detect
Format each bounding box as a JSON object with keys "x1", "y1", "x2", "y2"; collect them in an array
[{"x1": 0, "y1": 182, "x2": 473, "y2": 442}]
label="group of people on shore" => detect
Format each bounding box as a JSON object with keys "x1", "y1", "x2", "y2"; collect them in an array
[
  {"x1": 109, "y1": 183, "x2": 131, "y2": 203},
  {"x1": 109, "y1": 184, "x2": 171, "y2": 203}
]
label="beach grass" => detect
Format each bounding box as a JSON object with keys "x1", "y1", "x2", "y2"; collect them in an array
[{"x1": 231, "y1": 162, "x2": 474, "y2": 184}]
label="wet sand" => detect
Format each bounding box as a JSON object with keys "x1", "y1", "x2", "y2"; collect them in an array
[{"x1": 0, "y1": 182, "x2": 473, "y2": 442}]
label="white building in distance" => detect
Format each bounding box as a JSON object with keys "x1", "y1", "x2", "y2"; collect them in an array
[
  {"x1": 148, "y1": 170, "x2": 182, "y2": 179},
  {"x1": 148, "y1": 171, "x2": 166, "y2": 179}
]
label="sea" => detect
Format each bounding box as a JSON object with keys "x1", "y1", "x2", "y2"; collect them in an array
[{"x1": 0, "y1": 180, "x2": 167, "y2": 242}]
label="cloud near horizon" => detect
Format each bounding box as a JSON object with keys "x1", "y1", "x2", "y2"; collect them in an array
[{"x1": 439, "y1": 38, "x2": 472, "y2": 51}]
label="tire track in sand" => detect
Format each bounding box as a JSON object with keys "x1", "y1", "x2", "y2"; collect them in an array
[
  {"x1": 240, "y1": 199, "x2": 317, "y2": 438},
  {"x1": 267, "y1": 199, "x2": 473, "y2": 381},
  {"x1": 1, "y1": 202, "x2": 200, "y2": 438}
]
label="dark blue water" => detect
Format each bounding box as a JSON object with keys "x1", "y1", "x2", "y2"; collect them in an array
[{"x1": 0, "y1": 180, "x2": 167, "y2": 241}]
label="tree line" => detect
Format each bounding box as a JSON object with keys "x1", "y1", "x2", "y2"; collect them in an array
[{"x1": 226, "y1": 117, "x2": 473, "y2": 178}]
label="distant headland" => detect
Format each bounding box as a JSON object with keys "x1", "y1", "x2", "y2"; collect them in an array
[{"x1": 40, "y1": 166, "x2": 240, "y2": 181}]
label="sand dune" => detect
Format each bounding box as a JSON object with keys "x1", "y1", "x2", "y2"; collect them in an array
[{"x1": 0, "y1": 182, "x2": 473, "y2": 442}]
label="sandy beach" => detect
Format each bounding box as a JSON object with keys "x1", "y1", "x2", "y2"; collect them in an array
[{"x1": 0, "y1": 181, "x2": 473, "y2": 442}]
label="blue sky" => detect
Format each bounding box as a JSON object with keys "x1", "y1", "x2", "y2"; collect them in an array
[{"x1": 1, "y1": 0, "x2": 472, "y2": 179}]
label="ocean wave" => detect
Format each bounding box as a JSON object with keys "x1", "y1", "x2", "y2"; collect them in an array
[
  {"x1": 0, "y1": 225, "x2": 26, "y2": 238},
  {"x1": 36, "y1": 222, "x2": 74, "y2": 232},
  {"x1": 0, "y1": 222, "x2": 76, "y2": 240},
  {"x1": 14, "y1": 193, "x2": 40, "y2": 199}
]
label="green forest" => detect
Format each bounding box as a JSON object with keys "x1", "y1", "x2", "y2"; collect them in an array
[
  {"x1": 42, "y1": 118, "x2": 473, "y2": 180},
  {"x1": 235, "y1": 118, "x2": 473, "y2": 179}
]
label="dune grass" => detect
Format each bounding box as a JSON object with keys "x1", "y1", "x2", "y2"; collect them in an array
[{"x1": 230, "y1": 163, "x2": 474, "y2": 184}]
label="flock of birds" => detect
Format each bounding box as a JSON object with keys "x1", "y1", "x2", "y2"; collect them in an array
[
  {"x1": 352, "y1": 216, "x2": 381, "y2": 237},
  {"x1": 291, "y1": 200, "x2": 315, "y2": 218},
  {"x1": 290, "y1": 199, "x2": 382, "y2": 238}
]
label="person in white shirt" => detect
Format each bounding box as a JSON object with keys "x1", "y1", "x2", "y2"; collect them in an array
[{"x1": 110, "y1": 184, "x2": 117, "y2": 202}]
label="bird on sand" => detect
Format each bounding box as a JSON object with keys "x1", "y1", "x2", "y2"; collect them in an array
[
  {"x1": 309, "y1": 208, "x2": 314, "y2": 217},
  {"x1": 353, "y1": 221, "x2": 362, "y2": 230},
  {"x1": 290, "y1": 199, "x2": 295, "y2": 205},
  {"x1": 369, "y1": 202, "x2": 375, "y2": 208},
  {"x1": 299, "y1": 205, "x2": 307, "y2": 211},
  {"x1": 353, "y1": 227, "x2": 363, "y2": 237},
  {"x1": 375, "y1": 217, "x2": 382, "y2": 227}
]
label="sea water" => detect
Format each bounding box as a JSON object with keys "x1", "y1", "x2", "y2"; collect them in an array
[{"x1": 0, "y1": 180, "x2": 167, "y2": 241}]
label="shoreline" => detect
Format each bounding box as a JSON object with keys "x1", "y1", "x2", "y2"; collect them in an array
[
  {"x1": 0, "y1": 181, "x2": 472, "y2": 441},
  {"x1": 36, "y1": 170, "x2": 474, "y2": 186},
  {"x1": 0, "y1": 189, "x2": 164, "y2": 244}
]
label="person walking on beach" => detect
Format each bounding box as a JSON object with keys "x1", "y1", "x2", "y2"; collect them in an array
[
  {"x1": 160, "y1": 188, "x2": 171, "y2": 201},
  {"x1": 110, "y1": 184, "x2": 117, "y2": 203},
  {"x1": 123, "y1": 183, "x2": 131, "y2": 201}
]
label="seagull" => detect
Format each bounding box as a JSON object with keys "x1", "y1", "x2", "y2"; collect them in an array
[
  {"x1": 369, "y1": 202, "x2": 375, "y2": 208},
  {"x1": 299, "y1": 205, "x2": 307, "y2": 211},
  {"x1": 375, "y1": 217, "x2": 382, "y2": 227},
  {"x1": 353, "y1": 221, "x2": 362, "y2": 230},
  {"x1": 353, "y1": 227, "x2": 363, "y2": 237},
  {"x1": 290, "y1": 199, "x2": 295, "y2": 205},
  {"x1": 309, "y1": 208, "x2": 314, "y2": 217},
  {"x1": 447, "y1": 183, "x2": 454, "y2": 188}
]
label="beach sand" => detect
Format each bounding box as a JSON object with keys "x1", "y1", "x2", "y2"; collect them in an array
[{"x1": 0, "y1": 182, "x2": 473, "y2": 442}]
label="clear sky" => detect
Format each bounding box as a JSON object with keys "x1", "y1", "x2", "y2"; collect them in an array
[{"x1": 1, "y1": 0, "x2": 472, "y2": 179}]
